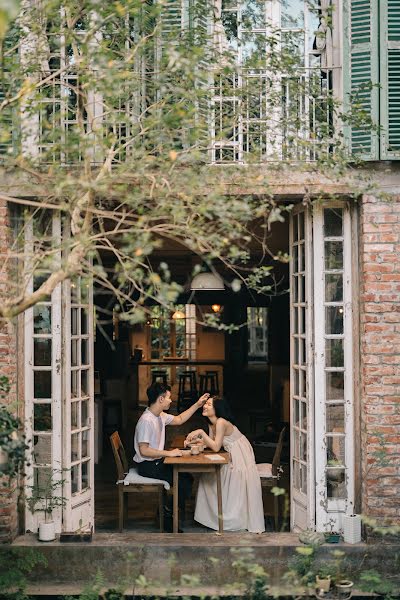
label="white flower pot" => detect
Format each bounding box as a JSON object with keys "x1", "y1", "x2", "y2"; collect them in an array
[
  {"x1": 343, "y1": 514, "x2": 362, "y2": 544},
  {"x1": 38, "y1": 521, "x2": 56, "y2": 542}
]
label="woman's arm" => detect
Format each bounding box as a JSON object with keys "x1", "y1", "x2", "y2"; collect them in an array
[{"x1": 198, "y1": 419, "x2": 227, "y2": 452}]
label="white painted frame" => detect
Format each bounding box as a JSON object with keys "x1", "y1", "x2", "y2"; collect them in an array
[
  {"x1": 24, "y1": 213, "x2": 63, "y2": 533},
  {"x1": 63, "y1": 273, "x2": 95, "y2": 532},
  {"x1": 289, "y1": 204, "x2": 315, "y2": 531},
  {"x1": 313, "y1": 201, "x2": 355, "y2": 532}
]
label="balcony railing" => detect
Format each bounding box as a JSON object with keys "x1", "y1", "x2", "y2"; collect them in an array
[
  {"x1": 1, "y1": 66, "x2": 335, "y2": 166},
  {"x1": 211, "y1": 67, "x2": 335, "y2": 164}
]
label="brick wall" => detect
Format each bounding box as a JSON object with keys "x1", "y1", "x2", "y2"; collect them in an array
[
  {"x1": 360, "y1": 194, "x2": 400, "y2": 524},
  {"x1": 0, "y1": 198, "x2": 19, "y2": 542}
]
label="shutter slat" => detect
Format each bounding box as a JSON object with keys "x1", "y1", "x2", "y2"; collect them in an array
[{"x1": 345, "y1": 0, "x2": 379, "y2": 159}]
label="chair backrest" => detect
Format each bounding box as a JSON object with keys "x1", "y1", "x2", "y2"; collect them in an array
[
  {"x1": 110, "y1": 431, "x2": 129, "y2": 481},
  {"x1": 271, "y1": 427, "x2": 286, "y2": 477}
]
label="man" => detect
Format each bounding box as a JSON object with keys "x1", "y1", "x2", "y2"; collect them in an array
[{"x1": 134, "y1": 381, "x2": 209, "y2": 531}]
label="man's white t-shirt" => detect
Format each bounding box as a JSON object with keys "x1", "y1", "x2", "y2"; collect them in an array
[{"x1": 134, "y1": 408, "x2": 174, "y2": 463}]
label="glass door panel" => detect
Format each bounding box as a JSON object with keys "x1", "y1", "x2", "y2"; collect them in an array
[
  {"x1": 314, "y1": 203, "x2": 355, "y2": 532},
  {"x1": 290, "y1": 205, "x2": 314, "y2": 531}
]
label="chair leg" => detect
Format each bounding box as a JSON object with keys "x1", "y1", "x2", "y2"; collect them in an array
[
  {"x1": 118, "y1": 487, "x2": 124, "y2": 532},
  {"x1": 124, "y1": 492, "x2": 129, "y2": 525},
  {"x1": 158, "y1": 487, "x2": 164, "y2": 532},
  {"x1": 274, "y1": 493, "x2": 279, "y2": 532}
]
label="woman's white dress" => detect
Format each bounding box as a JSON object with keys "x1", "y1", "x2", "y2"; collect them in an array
[{"x1": 194, "y1": 425, "x2": 265, "y2": 533}]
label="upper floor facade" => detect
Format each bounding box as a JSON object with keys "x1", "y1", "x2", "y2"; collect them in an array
[{"x1": 0, "y1": 0, "x2": 399, "y2": 166}]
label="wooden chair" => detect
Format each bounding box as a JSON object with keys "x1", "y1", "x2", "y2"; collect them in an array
[
  {"x1": 256, "y1": 427, "x2": 286, "y2": 531},
  {"x1": 110, "y1": 431, "x2": 166, "y2": 532}
]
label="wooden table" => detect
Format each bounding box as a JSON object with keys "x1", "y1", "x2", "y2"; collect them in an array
[{"x1": 164, "y1": 452, "x2": 230, "y2": 533}]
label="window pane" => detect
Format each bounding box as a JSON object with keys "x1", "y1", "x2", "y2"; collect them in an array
[
  {"x1": 71, "y1": 432, "x2": 80, "y2": 462},
  {"x1": 326, "y1": 404, "x2": 345, "y2": 433},
  {"x1": 327, "y1": 468, "x2": 347, "y2": 499},
  {"x1": 34, "y1": 338, "x2": 52, "y2": 366},
  {"x1": 34, "y1": 370, "x2": 51, "y2": 399},
  {"x1": 325, "y1": 339, "x2": 344, "y2": 368},
  {"x1": 326, "y1": 372, "x2": 344, "y2": 400},
  {"x1": 34, "y1": 305, "x2": 51, "y2": 334},
  {"x1": 81, "y1": 461, "x2": 89, "y2": 490},
  {"x1": 33, "y1": 435, "x2": 52, "y2": 465},
  {"x1": 34, "y1": 403, "x2": 52, "y2": 431},
  {"x1": 300, "y1": 432, "x2": 307, "y2": 461},
  {"x1": 82, "y1": 430, "x2": 89, "y2": 458},
  {"x1": 325, "y1": 273, "x2": 343, "y2": 302},
  {"x1": 327, "y1": 435, "x2": 345, "y2": 466},
  {"x1": 300, "y1": 463, "x2": 307, "y2": 494},
  {"x1": 71, "y1": 339, "x2": 79, "y2": 367},
  {"x1": 81, "y1": 369, "x2": 89, "y2": 396},
  {"x1": 71, "y1": 308, "x2": 79, "y2": 335},
  {"x1": 71, "y1": 401, "x2": 79, "y2": 429},
  {"x1": 325, "y1": 306, "x2": 344, "y2": 335},
  {"x1": 71, "y1": 464, "x2": 79, "y2": 494},
  {"x1": 71, "y1": 370, "x2": 79, "y2": 398},
  {"x1": 81, "y1": 309, "x2": 88, "y2": 334},
  {"x1": 81, "y1": 400, "x2": 89, "y2": 427},
  {"x1": 282, "y1": 0, "x2": 304, "y2": 28},
  {"x1": 324, "y1": 208, "x2": 343, "y2": 237},
  {"x1": 33, "y1": 467, "x2": 52, "y2": 497},
  {"x1": 325, "y1": 241, "x2": 343, "y2": 270},
  {"x1": 81, "y1": 339, "x2": 89, "y2": 365}
]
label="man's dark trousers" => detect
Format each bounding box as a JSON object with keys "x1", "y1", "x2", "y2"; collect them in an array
[{"x1": 137, "y1": 459, "x2": 192, "y2": 510}]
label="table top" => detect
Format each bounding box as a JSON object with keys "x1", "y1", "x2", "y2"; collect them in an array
[
  {"x1": 135, "y1": 360, "x2": 226, "y2": 366},
  {"x1": 164, "y1": 451, "x2": 230, "y2": 466}
]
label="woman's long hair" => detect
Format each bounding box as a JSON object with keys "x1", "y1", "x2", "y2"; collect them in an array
[{"x1": 205, "y1": 396, "x2": 235, "y2": 426}]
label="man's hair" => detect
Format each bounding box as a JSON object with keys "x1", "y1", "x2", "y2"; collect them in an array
[{"x1": 147, "y1": 382, "x2": 169, "y2": 407}]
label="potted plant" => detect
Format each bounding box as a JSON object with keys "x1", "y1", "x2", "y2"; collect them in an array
[
  {"x1": 26, "y1": 469, "x2": 66, "y2": 541},
  {"x1": 0, "y1": 377, "x2": 28, "y2": 479},
  {"x1": 335, "y1": 579, "x2": 354, "y2": 598},
  {"x1": 324, "y1": 518, "x2": 341, "y2": 543},
  {"x1": 315, "y1": 565, "x2": 332, "y2": 593}
]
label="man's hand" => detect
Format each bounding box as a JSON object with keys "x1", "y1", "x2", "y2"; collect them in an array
[
  {"x1": 197, "y1": 393, "x2": 210, "y2": 407},
  {"x1": 185, "y1": 429, "x2": 203, "y2": 446},
  {"x1": 167, "y1": 448, "x2": 183, "y2": 457}
]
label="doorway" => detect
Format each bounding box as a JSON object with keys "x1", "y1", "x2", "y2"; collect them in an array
[{"x1": 23, "y1": 200, "x2": 357, "y2": 535}]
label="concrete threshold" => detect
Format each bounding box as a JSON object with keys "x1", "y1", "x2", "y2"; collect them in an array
[{"x1": 5, "y1": 532, "x2": 399, "y2": 596}]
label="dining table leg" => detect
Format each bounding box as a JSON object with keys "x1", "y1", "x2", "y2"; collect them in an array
[
  {"x1": 216, "y1": 465, "x2": 223, "y2": 533},
  {"x1": 173, "y1": 466, "x2": 179, "y2": 533}
]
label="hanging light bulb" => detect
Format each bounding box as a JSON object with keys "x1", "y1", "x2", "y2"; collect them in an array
[
  {"x1": 211, "y1": 304, "x2": 221, "y2": 313},
  {"x1": 172, "y1": 309, "x2": 185, "y2": 320}
]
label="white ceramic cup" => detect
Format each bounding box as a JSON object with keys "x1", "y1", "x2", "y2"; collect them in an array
[{"x1": 190, "y1": 446, "x2": 200, "y2": 455}]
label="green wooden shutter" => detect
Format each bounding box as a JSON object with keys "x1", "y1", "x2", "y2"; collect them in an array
[
  {"x1": 343, "y1": 0, "x2": 379, "y2": 160},
  {"x1": 380, "y1": 0, "x2": 400, "y2": 159}
]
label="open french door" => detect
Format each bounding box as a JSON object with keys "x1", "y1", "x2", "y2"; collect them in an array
[
  {"x1": 290, "y1": 202, "x2": 356, "y2": 533},
  {"x1": 289, "y1": 205, "x2": 315, "y2": 531},
  {"x1": 63, "y1": 276, "x2": 95, "y2": 532}
]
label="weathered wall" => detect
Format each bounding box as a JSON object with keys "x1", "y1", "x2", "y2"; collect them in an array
[
  {"x1": 360, "y1": 193, "x2": 400, "y2": 524},
  {"x1": 0, "y1": 198, "x2": 19, "y2": 542}
]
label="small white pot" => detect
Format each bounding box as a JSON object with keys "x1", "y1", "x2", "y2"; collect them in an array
[
  {"x1": 343, "y1": 514, "x2": 362, "y2": 544},
  {"x1": 38, "y1": 521, "x2": 56, "y2": 542}
]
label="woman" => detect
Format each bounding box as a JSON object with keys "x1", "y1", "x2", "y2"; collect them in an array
[{"x1": 185, "y1": 396, "x2": 265, "y2": 533}]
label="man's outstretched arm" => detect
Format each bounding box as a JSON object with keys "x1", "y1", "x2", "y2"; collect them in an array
[{"x1": 169, "y1": 393, "x2": 209, "y2": 426}]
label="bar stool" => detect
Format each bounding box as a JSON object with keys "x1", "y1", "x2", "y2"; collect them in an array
[
  {"x1": 178, "y1": 371, "x2": 197, "y2": 412},
  {"x1": 151, "y1": 370, "x2": 168, "y2": 386},
  {"x1": 199, "y1": 371, "x2": 219, "y2": 396}
]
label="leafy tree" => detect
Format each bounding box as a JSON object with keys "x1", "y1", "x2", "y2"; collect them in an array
[{"x1": 0, "y1": 0, "x2": 367, "y2": 326}]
